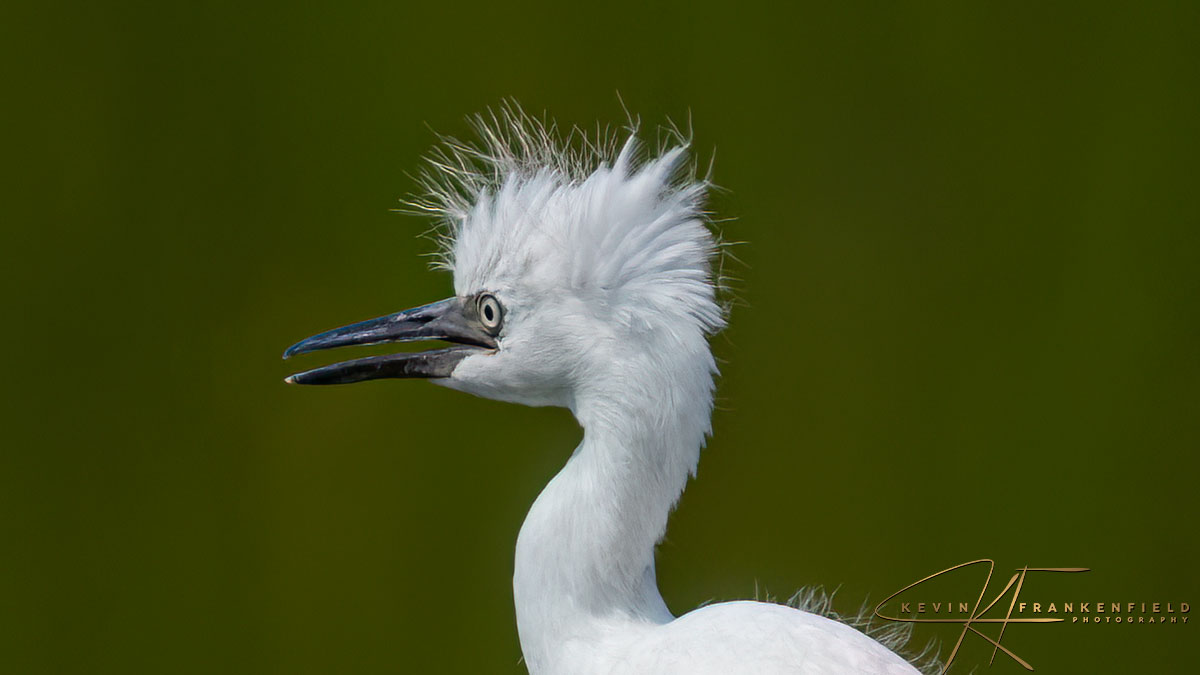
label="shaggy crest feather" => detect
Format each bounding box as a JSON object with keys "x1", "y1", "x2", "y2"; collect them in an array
[{"x1": 406, "y1": 103, "x2": 725, "y2": 341}]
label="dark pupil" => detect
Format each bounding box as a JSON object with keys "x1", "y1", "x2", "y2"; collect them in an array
[{"x1": 484, "y1": 304, "x2": 494, "y2": 321}]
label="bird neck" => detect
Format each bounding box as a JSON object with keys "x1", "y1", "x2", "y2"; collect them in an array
[{"x1": 513, "y1": 341, "x2": 715, "y2": 670}]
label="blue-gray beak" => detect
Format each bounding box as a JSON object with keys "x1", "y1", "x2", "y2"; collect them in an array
[{"x1": 283, "y1": 296, "x2": 497, "y2": 385}]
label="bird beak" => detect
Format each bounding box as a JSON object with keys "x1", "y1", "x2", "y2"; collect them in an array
[{"x1": 282, "y1": 297, "x2": 497, "y2": 385}]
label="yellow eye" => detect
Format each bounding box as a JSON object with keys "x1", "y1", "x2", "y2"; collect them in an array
[{"x1": 478, "y1": 294, "x2": 503, "y2": 333}]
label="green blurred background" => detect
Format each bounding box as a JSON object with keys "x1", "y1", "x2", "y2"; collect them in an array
[{"x1": 4, "y1": 1, "x2": 1198, "y2": 673}]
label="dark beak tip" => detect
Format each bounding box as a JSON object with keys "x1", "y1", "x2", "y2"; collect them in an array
[{"x1": 281, "y1": 297, "x2": 477, "y2": 385}]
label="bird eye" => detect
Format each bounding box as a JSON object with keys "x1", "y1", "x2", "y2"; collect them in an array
[{"x1": 477, "y1": 294, "x2": 503, "y2": 333}]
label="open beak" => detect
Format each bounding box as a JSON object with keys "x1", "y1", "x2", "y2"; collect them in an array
[{"x1": 283, "y1": 297, "x2": 496, "y2": 385}]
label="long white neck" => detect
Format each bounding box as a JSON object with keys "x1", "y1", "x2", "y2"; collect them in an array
[{"x1": 512, "y1": 339, "x2": 715, "y2": 672}]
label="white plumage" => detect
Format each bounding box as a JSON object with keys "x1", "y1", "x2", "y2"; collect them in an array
[
  {"x1": 421, "y1": 107, "x2": 924, "y2": 675},
  {"x1": 289, "y1": 105, "x2": 929, "y2": 674}
]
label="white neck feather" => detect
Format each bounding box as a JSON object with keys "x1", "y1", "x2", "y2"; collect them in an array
[{"x1": 513, "y1": 338, "x2": 715, "y2": 672}]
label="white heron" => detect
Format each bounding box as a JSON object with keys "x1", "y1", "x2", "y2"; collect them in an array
[{"x1": 284, "y1": 106, "x2": 934, "y2": 675}]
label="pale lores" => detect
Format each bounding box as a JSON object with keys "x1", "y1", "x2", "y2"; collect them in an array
[{"x1": 285, "y1": 107, "x2": 932, "y2": 674}]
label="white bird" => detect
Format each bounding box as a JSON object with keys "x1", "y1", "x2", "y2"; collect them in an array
[{"x1": 285, "y1": 106, "x2": 932, "y2": 675}]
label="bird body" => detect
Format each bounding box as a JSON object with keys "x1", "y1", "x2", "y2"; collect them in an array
[
  {"x1": 535, "y1": 601, "x2": 918, "y2": 674},
  {"x1": 512, "y1": 396, "x2": 919, "y2": 675},
  {"x1": 285, "y1": 106, "x2": 925, "y2": 674}
]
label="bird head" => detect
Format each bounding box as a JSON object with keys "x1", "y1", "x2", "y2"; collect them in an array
[{"x1": 285, "y1": 107, "x2": 725, "y2": 412}]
